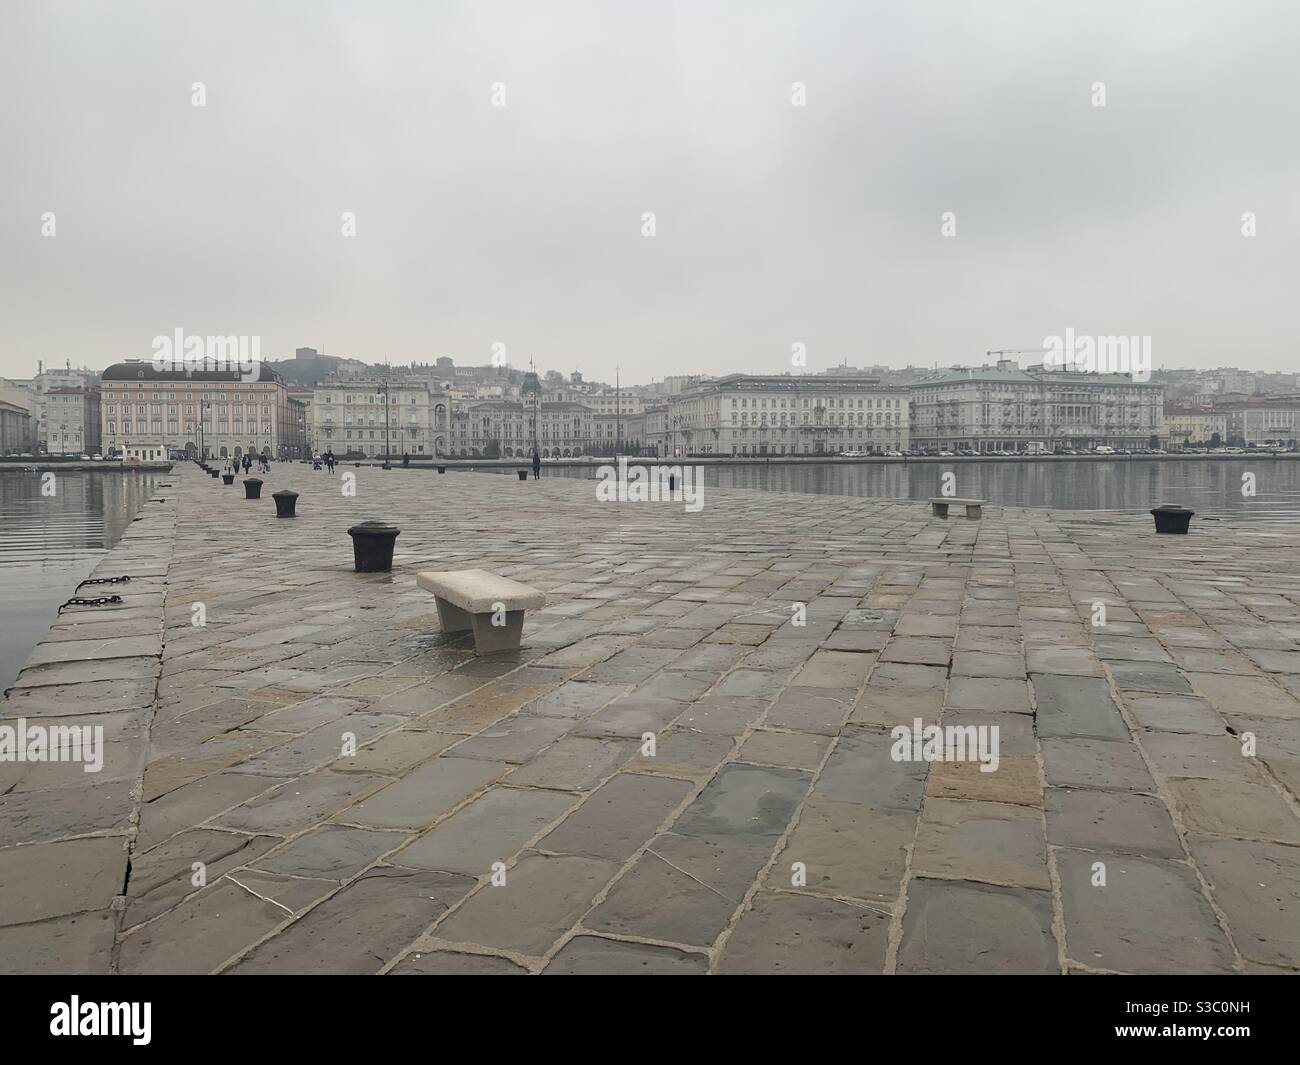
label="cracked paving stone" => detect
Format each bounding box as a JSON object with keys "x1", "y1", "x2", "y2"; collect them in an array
[
  {"x1": 584, "y1": 833, "x2": 764, "y2": 947},
  {"x1": 123, "y1": 829, "x2": 279, "y2": 929},
  {"x1": 231, "y1": 866, "x2": 476, "y2": 973},
  {"x1": 117, "y1": 879, "x2": 293, "y2": 974}
]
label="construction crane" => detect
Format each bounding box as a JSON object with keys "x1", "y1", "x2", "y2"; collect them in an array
[{"x1": 986, "y1": 348, "x2": 1050, "y2": 360}]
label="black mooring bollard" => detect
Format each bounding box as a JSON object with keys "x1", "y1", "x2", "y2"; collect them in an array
[
  {"x1": 221, "y1": 473, "x2": 234, "y2": 485},
  {"x1": 517, "y1": 469, "x2": 528, "y2": 481},
  {"x1": 1150, "y1": 504, "x2": 1194, "y2": 534},
  {"x1": 243, "y1": 477, "x2": 263, "y2": 499},
  {"x1": 437, "y1": 465, "x2": 446, "y2": 474},
  {"x1": 347, "y1": 521, "x2": 400, "y2": 572},
  {"x1": 272, "y1": 490, "x2": 298, "y2": 517}
]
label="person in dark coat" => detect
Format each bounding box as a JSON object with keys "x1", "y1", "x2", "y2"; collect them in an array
[
  {"x1": 531, "y1": 446, "x2": 541, "y2": 480},
  {"x1": 402, "y1": 452, "x2": 410, "y2": 467}
]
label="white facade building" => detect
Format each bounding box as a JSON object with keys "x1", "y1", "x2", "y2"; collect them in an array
[
  {"x1": 312, "y1": 375, "x2": 435, "y2": 458},
  {"x1": 655, "y1": 374, "x2": 909, "y2": 457},
  {"x1": 909, "y1": 361, "x2": 1166, "y2": 452}
]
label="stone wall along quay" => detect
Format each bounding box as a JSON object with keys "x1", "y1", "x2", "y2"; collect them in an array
[{"x1": 2, "y1": 463, "x2": 1298, "y2": 974}]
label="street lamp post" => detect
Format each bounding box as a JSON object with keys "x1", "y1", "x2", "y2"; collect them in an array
[{"x1": 377, "y1": 380, "x2": 392, "y2": 468}]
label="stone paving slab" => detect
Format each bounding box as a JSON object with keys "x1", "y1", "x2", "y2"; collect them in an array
[{"x1": 3, "y1": 465, "x2": 1300, "y2": 973}]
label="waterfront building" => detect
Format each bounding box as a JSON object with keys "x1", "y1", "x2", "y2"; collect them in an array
[
  {"x1": 312, "y1": 373, "x2": 436, "y2": 458},
  {"x1": 100, "y1": 359, "x2": 306, "y2": 461},
  {"x1": 909, "y1": 360, "x2": 1165, "y2": 452},
  {"x1": 657, "y1": 373, "x2": 909, "y2": 457},
  {"x1": 1164, "y1": 406, "x2": 1227, "y2": 448},
  {"x1": 0, "y1": 398, "x2": 32, "y2": 454},
  {"x1": 42, "y1": 386, "x2": 102, "y2": 455},
  {"x1": 1218, "y1": 398, "x2": 1300, "y2": 448}
]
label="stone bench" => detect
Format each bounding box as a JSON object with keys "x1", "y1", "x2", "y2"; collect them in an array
[
  {"x1": 416, "y1": 569, "x2": 547, "y2": 654},
  {"x1": 929, "y1": 497, "x2": 986, "y2": 520}
]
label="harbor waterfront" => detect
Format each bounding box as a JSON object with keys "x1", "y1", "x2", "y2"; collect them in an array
[
  {"x1": 0, "y1": 471, "x2": 163, "y2": 691},
  {"x1": 2, "y1": 463, "x2": 1298, "y2": 975}
]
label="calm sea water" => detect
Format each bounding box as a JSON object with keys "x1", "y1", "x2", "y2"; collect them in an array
[
  {"x1": 532, "y1": 458, "x2": 1300, "y2": 522},
  {"x1": 0, "y1": 471, "x2": 160, "y2": 690}
]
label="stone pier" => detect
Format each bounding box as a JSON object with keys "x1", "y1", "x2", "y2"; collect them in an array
[{"x1": 2, "y1": 464, "x2": 1298, "y2": 974}]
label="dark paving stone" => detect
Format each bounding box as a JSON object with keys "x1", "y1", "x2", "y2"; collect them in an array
[
  {"x1": 1124, "y1": 693, "x2": 1224, "y2": 734},
  {"x1": 0, "y1": 836, "x2": 126, "y2": 927},
  {"x1": 211, "y1": 769, "x2": 389, "y2": 834},
  {"x1": 118, "y1": 879, "x2": 291, "y2": 974},
  {"x1": 345, "y1": 757, "x2": 506, "y2": 829},
  {"x1": 395, "y1": 786, "x2": 576, "y2": 874},
  {"x1": 672, "y1": 762, "x2": 811, "y2": 843},
  {"x1": 716, "y1": 891, "x2": 888, "y2": 974},
  {"x1": 539, "y1": 773, "x2": 692, "y2": 861},
  {"x1": 1032, "y1": 674, "x2": 1128, "y2": 740},
  {"x1": 1045, "y1": 788, "x2": 1182, "y2": 857},
  {"x1": 390, "y1": 950, "x2": 528, "y2": 974},
  {"x1": 0, "y1": 778, "x2": 135, "y2": 848},
  {"x1": 252, "y1": 825, "x2": 404, "y2": 880},
  {"x1": 433, "y1": 851, "x2": 617, "y2": 956},
  {"x1": 231, "y1": 866, "x2": 475, "y2": 973},
  {"x1": 0, "y1": 910, "x2": 116, "y2": 974},
  {"x1": 584, "y1": 834, "x2": 765, "y2": 947},
  {"x1": 1041, "y1": 738, "x2": 1157, "y2": 792},
  {"x1": 136, "y1": 772, "x2": 288, "y2": 851},
  {"x1": 813, "y1": 731, "x2": 925, "y2": 811},
  {"x1": 545, "y1": 935, "x2": 708, "y2": 974},
  {"x1": 124, "y1": 828, "x2": 279, "y2": 928},
  {"x1": 897, "y1": 878, "x2": 1057, "y2": 974},
  {"x1": 1109, "y1": 661, "x2": 1194, "y2": 694},
  {"x1": 1056, "y1": 848, "x2": 1236, "y2": 973},
  {"x1": 576, "y1": 696, "x2": 684, "y2": 739},
  {"x1": 1190, "y1": 837, "x2": 1300, "y2": 967}
]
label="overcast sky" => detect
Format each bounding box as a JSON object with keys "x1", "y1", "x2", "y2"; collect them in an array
[{"x1": 2, "y1": 1, "x2": 1297, "y2": 385}]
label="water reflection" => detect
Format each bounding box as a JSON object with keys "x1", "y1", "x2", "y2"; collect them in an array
[
  {"x1": 537, "y1": 458, "x2": 1300, "y2": 521},
  {"x1": 0, "y1": 471, "x2": 159, "y2": 690}
]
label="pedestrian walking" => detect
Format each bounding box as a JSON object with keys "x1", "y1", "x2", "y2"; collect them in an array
[{"x1": 531, "y1": 446, "x2": 541, "y2": 481}]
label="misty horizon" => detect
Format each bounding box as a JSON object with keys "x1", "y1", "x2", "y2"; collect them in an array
[{"x1": 3, "y1": 1, "x2": 1297, "y2": 384}]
